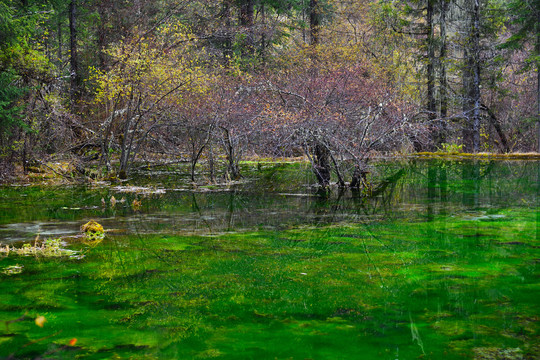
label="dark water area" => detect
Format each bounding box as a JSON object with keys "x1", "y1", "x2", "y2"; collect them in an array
[{"x1": 0, "y1": 159, "x2": 538, "y2": 359}]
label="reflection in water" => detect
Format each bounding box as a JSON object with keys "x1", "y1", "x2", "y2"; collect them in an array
[
  {"x1": 461, "y1": 160, "x2": 480, "y2": 209},
  {"x1": 2, "y1": 160, "x2": 535, "y2": 243}
]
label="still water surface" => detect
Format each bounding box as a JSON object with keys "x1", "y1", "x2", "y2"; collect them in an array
[{"x1": 0, "y1": 160, "x2": 538, "y2": 359}]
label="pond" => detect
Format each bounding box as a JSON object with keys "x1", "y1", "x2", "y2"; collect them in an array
[{"x1": 0, "y1": 159, "x2": 538, "y2": 359}]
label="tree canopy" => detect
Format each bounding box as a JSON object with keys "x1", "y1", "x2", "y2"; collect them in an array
[{"x1": 0, "y1": 0, "x2": 538, "y2": 184}]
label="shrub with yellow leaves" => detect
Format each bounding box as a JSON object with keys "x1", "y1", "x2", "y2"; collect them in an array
[{"x1": 91, "y1": 20, "x2": 215, "y2": 177}]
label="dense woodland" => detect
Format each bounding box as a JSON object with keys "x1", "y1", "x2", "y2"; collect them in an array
[{"x1": 0, "y1": 0, "x2": 538, "y2": 186}]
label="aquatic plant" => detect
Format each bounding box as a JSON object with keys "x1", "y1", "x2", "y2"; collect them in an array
[
  {"x1": 1, "y1": 264, "x2": 23, "y2": 275},
  {"x1": 80, "y1": 220, "x2": 105, "y2": 242},
  {"x1": 0, "y1": 238, "x2": 81, "y2": 258}
]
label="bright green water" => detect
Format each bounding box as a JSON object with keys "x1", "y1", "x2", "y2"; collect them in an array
[{"x1": 0, "y1": 160, "x2": 538, "y2": 359}]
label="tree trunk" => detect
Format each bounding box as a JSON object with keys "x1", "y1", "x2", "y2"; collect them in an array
[
  {"x1": 426, "y1": 1, "x2": 435, "y2": 113},
  {"x1": 481, "y1": 104, "x2": 510, "y2": 153},
  {"x1": 471, "y1": 0, "x2": 481, "y2": 153},
  {"x1": 438, "y1": 0, "x2": 448, "y2": 145},
  {"x1": 118, "y1": 120, "x2": 131, "y2": 179},
  {"x1": 97, "y1": 0, "x2": 108, "y2": 69},
  {"x1": 328, "y1": 151, "x2": 345, "y2": 187},
  {"x1": 239, "y1": 0, "x2": 253, "y2": 27},
  {"x1": 69, "y1": 0, "x2": 79, "y2": 105},
  {"x1": 350, "y1": 163, "x2": 368, "y2": 189},
  {"x1": 537, "y1": 6, "x2": 540, "y2": 153},
  {"x1": 427, "y1": 0, "x2": 437, "y2": 149},
  {"x1": 260, "y1": 4, "x2": 266, "y2": 63},
  {"x1": 239, "y1": 0, "x2": 254, "y2": 55},
  {"x1": 313, "y1": 142, "x2": 331, "y2": 188},
  {"x1": 208, "y1": 139, "x2": 216, "y2": 183},
  {"x1": 223, "y1": 0, "x2": 233, "y2": 62},
  {"x1": 462, "y1": 0, "x2": 481, "y2": 153},
  {"x1": 309, "y1": 0, "x2": 320, "y2": 45},
  {"x1": 118, "y1": 92, "x2": 135, "y2": 178},
  {"x1": 222, "y1": 127, "x2": 241, "y2": 180},
  {"x1": 57, "y1": 15, "x2": 62, "y2": 66}
]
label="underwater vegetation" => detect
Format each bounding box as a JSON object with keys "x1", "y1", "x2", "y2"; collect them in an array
[{"x1": 0, "y1": 160, "x2": 538, "y2": 359}]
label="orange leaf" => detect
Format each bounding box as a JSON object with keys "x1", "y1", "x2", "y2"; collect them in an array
[{"x1": 35, "y1": 316, "x2": 46, "y2": 328}]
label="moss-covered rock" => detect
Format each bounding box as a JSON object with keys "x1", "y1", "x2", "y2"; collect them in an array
[
  {"x1": 80, "y1": 220, "x2": 104, "y2": 234},
  {"x1": 80, "y1": 220, "x2": 105, "y2": 242}
]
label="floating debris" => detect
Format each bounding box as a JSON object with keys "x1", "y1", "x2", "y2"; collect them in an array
[
  {"x1": 132, "y1": 199, "x2": 142, "y2": 211},
  {"x1": 60, "y1": 206, "x2": 99, "y2": 210},
  {"x1": 2, "y1": 264, "x2": 24, "y2": 275},
  {"x1": 111, "y1": 186, "x2": 166, "y2": 195},
  {"x1": 463, "y1": 213, "x2": 506, "y2": 221},
  {"x1": 0, "y1": 239, "x2": 81, "y2": 258}
]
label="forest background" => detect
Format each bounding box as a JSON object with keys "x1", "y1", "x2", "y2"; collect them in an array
[{"x1": 0, "y1": 0, "x2": 538, "y2": 187}]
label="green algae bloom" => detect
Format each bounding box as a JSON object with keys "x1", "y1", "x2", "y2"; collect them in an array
[{"x1": 0, "y1": 160, "x2": 538, "y2": 359}]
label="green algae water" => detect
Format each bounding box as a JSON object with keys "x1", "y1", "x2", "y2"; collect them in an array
[{"x1": 0, "y1": 160, "x2": 538, "y2": 359}]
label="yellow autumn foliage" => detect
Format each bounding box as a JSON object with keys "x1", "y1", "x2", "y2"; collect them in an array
[{"x1": 91, "y1": 21, "x2": 213, "y2": 110}]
